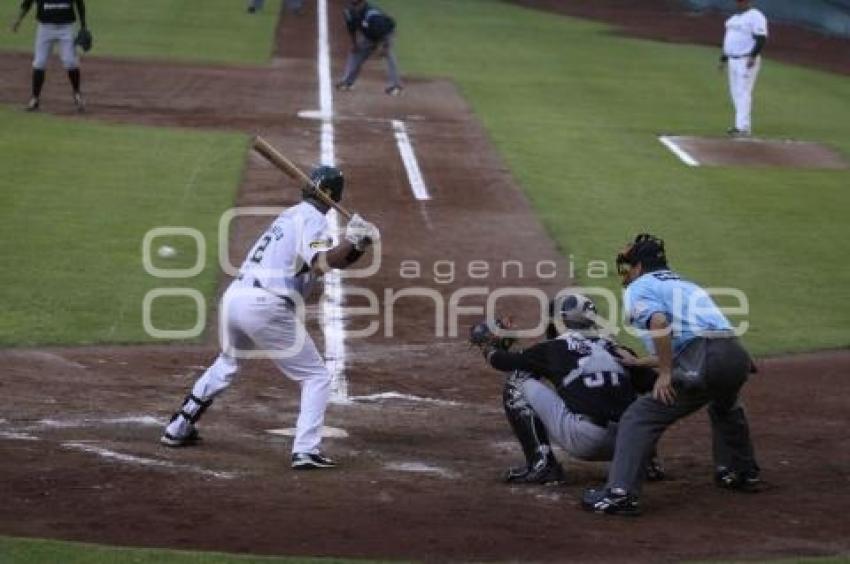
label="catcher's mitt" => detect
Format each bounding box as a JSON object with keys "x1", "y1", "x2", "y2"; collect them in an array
[
  {"x1": 469, "y1": 317, "x2": 516, "y2": 357},
  {"x1": 75, "y1": 28, "x2": 93, "y2": 52}
]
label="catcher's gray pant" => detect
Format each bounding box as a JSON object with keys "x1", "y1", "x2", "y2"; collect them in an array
[
  {"x1": 339, "y1": 33, "x2": 401, "y2": 89},
  {"x1": 33, "y1": 23, "x2": 78, "y2": 70},
  {"x1": 521, "y1": 378, "x2": 619, "y2": 462},
  {"x1": 164, "y1": 282, "x2": 331, "y2": 454},
  {"x1": 606, "y1": 336, "x2": 758, "y2": 495}
]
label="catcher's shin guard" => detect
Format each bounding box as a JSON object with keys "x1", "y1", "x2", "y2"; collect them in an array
[{"x1": 503, "y1": 372, "x2": 552, "y2": 466}]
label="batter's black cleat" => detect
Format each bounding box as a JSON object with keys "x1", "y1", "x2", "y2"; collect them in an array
[
  {"x1": 385, "y1": 85, "x2": 403, "y2": 97},
  {"x1": 160, "y1": 428, "x2": 201, "y2": 447},
  {"x1": 25, "y1": 97, "x2": 40, "y2": 112},
  {"x1": 292, "y1": 452, "x2": 337, "y2": 470},
  {"x1": 582, "y1": 487, "x2": 641, "y2": 516},
  {"x1": 715, "y1": 467, "x2": 762, "y2": 492},
  {"x1": 335, "y1": 81, "x2": 353, "y2": 92},
  {"x1": 645, "y1": 456, "x2": 666, "y2": 482}
]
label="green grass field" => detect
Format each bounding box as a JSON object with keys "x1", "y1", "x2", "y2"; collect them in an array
[
  {"x1": 381, "y1": 0, "x2": 850, "y2": 355},
  {"x1": 1, "y1": 0, "x2": 278, "y2": 65},
  {"x1": 0, "y1": 535, "x2": 382, "y2": 564},
  {"x1": 0, "y1": 107, "x2": 245, "y2": 346},
  {"x1": 0, "y1": 0, "x2": 279, "y2": 346},
  {"x1": 0, "y1": 535, "x2": 845, "y2": 564}
]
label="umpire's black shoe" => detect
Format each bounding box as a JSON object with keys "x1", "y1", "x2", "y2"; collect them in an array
[
  {"x1": 715, "y1": 467, "x2": 762, "y2": 492},
  {"x1": 292, "y1": 452, "x2": 337, "y2": 470},
  {"x1": 582, "y1": 488, "x2": 641, "y2": 516}
]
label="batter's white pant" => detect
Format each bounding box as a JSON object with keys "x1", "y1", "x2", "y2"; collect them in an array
[
  {"x1": 166, "y1": 282, "x2": 331, "y2": 454},
  {"x1": 33, "y1": 23, "x2": 78, "y2": 70},
  {"x1": 521, "y1": 378, "x2": 618, "y2": 462},
  {"x1": 727, "y1": 56, "x2": 761, "y2": 133}
]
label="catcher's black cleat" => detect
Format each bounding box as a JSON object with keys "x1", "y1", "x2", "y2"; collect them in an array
[
  {"x1": 160, "y1": 428, "x2": 201, "y2": 447},
  {"x1": 582, "y1": 487, "x2": 641, "y2": 516},
  {"x1": 292, "y1": 452, "x2": 337, "y2": 470},
  {"x1": 503, "y1": 458, "x2": 565, "y2": 485},
  {"x1": 715, "y1": 467, "x2": 762, "y2": 492},
  {"x1": 645, "y1": 456, "x2": 666, "y2": 482}
]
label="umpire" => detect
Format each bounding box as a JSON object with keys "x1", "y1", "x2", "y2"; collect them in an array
[
  {"x1": 582, "y1": 233, "x2": 760, "y2": 516},
  {"x1": 336, "y1": 0, "x2": 402, "y2": 96}
]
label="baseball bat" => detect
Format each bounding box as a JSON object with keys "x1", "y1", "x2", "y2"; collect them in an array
[{"x1": 251, "y1": 135, "x2": 353, "y2": 220}]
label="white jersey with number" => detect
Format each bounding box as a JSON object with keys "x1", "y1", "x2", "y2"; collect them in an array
[
  {"x1": 164, "y1": 200, "x2": 338, "y2": 456},
  {"x1": 723, "y1": 8, "x2": 768, "y2": 58},
  {"x1": 237, "y1": 202, "x2": 333, "y2": 297}
]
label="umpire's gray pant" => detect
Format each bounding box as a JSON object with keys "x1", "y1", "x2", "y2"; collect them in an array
[
  {"x1": 339, "y1": 33, "x2": 401, "y2": 89},
  {"x1": 606, "y1": 336, "x2": 758, "y2": 495}
]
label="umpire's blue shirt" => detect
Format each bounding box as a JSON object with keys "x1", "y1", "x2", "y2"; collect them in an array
[{"x1": 623, "y1": 270, "x2": 732, "y2": 355}]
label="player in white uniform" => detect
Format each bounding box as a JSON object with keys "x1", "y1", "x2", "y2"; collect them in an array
[
  {"x1": 160, "y1": 166, "x2": 379, "y2": 470},
  {"x1": 719, "y1": 0, "x2": 768, "y2": 137}
]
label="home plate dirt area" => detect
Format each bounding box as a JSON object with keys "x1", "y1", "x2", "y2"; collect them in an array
[{"x1": 1, "y1": 1, "x2": 850, "y2": 562}]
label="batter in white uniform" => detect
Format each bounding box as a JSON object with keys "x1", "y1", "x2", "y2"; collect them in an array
[
  {"x1": 11, "y1": 0, "x2": 88, "y2": 112},
  {"x1": 161, "y1": 166, "x2": 379, "y2": 471},
  {"x1": 720, "y1": 0, "x2": 768, "y2": 137}
]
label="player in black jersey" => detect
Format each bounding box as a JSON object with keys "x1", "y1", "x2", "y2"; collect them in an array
[
  {"x1": 12, "y1": 0, "x2": 88, "y2": 112},
  {"x1": 481, "y1": 294, "x2": 662, "y2": 484}
]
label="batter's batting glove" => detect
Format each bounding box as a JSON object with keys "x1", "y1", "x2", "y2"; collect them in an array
[{"x1": 345, "y1": 214, "x2": 379, "y2": 250}]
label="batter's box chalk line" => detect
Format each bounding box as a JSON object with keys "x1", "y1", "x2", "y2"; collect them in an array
[
  {"x1": 62, "y1": 441, "x2": 239, "y2": 480},
  {"x1": 345, "y1": 392, "x2": 460, "y2": 407}
]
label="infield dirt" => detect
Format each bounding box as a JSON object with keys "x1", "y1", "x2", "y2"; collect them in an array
[{"x1": 0, "y1": 1, "x2": 848, "y2": 562}]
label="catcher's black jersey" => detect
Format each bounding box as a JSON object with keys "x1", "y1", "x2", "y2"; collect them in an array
[
  {"x1": 489, "y1": 333, "x2": 637, "y2": 424},
  {"x1": 22, "y1": 0, "x2": 81, "y2": 24}
]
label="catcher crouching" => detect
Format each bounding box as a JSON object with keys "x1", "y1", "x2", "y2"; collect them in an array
[{"x1": 470, "y1": 293, "x2": 663, "y2": 486}]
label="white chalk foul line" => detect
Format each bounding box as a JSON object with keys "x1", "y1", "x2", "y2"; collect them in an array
[
  {"x1": 392, "y1": 120, "x2": 431, "y2": 200},
  {"x1": 62, "y1": 442, "x2": 238, "y2": 480},
  {"x1": 318, "y1": 0, "x2": 347, "y2": 403},
  {"x1": 659, "y1": 135, "x2": 700, "y2": 167}
]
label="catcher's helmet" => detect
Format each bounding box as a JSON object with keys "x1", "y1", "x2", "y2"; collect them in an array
[
  {"x1": 306, "y1": 165, "x2": 344, "y2": 203},
  {"x1": 550, "y1": 293, "x2": 598, "y2": 331},
  {"x1": 616, "y1": 233, "x2": 668, "y2": 276}
]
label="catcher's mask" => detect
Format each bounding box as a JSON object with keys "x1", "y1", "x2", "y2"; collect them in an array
[
  {"x1": 616, "y1": 233, "x2": 668, "y2": 286},
  {"x1": 306, "y1": 165, "x2": 345, "y2": 203},
  {"x1": 547, "y1": 293, "x2": 597, "y2": 338}
]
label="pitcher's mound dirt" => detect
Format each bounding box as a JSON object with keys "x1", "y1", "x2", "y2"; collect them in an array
[{"x1": 663, "y1": 135, "x2": 849, "y2": 168}]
